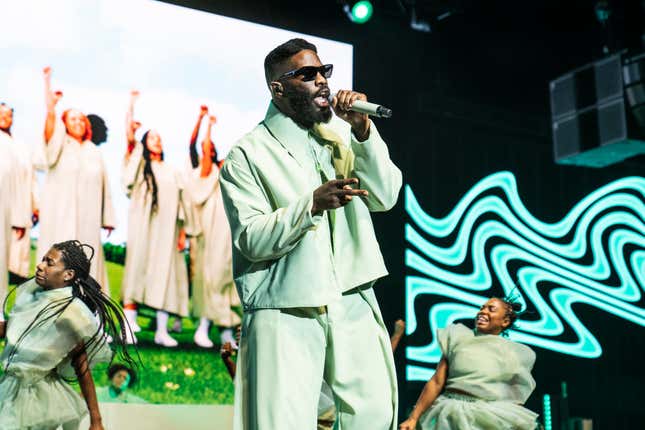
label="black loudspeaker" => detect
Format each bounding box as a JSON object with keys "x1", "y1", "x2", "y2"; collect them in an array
[
  {"x1": 624, "y1": 52, "x2": 645, "y2": 130},
  {"x1": 550, "y1": 52, "x2": 645, "y2": 168}
]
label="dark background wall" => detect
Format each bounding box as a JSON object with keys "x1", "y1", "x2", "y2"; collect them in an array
[{"x1": 162, "y1": 0, "x2": 645, "y2": 427}]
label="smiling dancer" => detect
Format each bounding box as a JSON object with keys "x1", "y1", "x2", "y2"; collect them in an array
[{"x1": 399, "y1": 297, "x2": 538, "y2": 430}]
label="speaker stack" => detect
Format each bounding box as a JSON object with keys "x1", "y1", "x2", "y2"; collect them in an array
[{"x1": 550, "y1": 52, "x2": 645, "y2": 168}]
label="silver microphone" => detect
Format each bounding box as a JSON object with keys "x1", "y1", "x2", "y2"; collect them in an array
[{"x1": 328, "y1": 92, "x2": 393, "y2": 118}]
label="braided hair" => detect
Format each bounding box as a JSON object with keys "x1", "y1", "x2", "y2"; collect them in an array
[
  {"x1": 497, "y1": 294, "x2": 524, "y2": 337},
  {"x1": 141, "y1": 130, "x2": 163, "y2": 213},
  {"x1": 3, "y1": 240, "x2": 138, "y2": 377}
]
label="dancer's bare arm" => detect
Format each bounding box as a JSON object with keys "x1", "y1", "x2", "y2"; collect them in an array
[
  {"x1": 72, "y1": 344, "x2": 104, "y2": 430},
  {"x1": 399, "y1": 357, "x2": 448, "y2": 429}
]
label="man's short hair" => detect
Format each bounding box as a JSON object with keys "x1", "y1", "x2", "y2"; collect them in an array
[{"x1": 264, "y1": 38, "x2": 318, "y2": 85}]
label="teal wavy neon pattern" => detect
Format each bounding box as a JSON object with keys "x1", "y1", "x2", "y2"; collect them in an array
[{"x1": 405, "y1": 171, "x2": 645, "y2": 382}]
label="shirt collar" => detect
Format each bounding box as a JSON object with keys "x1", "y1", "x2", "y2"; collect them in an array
[
  {"x1": 34, "y1": 285, "x2": 73, "y2": 300},
  {"x1": 262, "y1": 101, "x2": 313, "y2": 169}
]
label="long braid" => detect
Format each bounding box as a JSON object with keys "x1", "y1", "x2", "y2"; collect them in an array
[
  {"x1": 141, "y1": 131, "x2": 163, "y2": 213},
  {"x1": 497, "y1": 293, "x2": 524, "y2": 337},
  {"x1": 51, "y1": 241, "x2": 139, "y2": 372}
]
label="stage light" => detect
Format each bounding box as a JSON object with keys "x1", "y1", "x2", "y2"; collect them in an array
[
  {"x1": 543, "y1": 394, "x2": 552, "y2": 430},
  {"x1": 343, "y1": 1, "x2": 373, "y2": 24}
]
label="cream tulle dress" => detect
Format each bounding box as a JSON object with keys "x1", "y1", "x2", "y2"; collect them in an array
[
  {"x1": 0, "y1": 280, "x2": 112, "y2": 430},
  {"x1": 419, "y1": 323, "x2": 538, "y2": 430}
]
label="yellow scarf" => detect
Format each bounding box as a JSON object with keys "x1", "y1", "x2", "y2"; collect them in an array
[{"x1": 311, "y1": 123, "x2": 355, "y2": 179}]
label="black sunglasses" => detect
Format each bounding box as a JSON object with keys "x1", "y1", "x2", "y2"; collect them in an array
[{"x1": 278, "y1": 64, "x2": 333, "y2": 82}]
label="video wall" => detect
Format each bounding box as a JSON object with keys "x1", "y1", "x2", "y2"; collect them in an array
[
  {"x1": 405, "y1": 171, "x2": 645, "y2": 381},
  {"x1": 1, "y1": 0, "x2": 352, "y2": 405},
  {"x1": 1, "y1": 0, "x2": 353, "y2": 245},
  {"x1": 396, "y1": 116, "x2": 645, "y2": 427}
]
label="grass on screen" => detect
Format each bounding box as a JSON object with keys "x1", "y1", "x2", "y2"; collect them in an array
[{"x1": 2, "y1": 249, "x2": 235, "y2": 405}]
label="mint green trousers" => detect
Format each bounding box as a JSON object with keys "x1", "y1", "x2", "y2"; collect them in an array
[{"x1": 233, "y1": 287, "x2": 398, "y2": 430}]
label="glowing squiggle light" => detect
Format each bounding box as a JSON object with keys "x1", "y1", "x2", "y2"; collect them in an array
[{"x1": 405, "y1": 171, "x2": 645, "y2": 381}]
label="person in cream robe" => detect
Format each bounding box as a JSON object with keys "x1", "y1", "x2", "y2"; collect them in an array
[
  {"x1": 186, "y1": 108, "x2": 240, "y2": 348},
  {"x1": 121, "y1": 91, "x2": 196, "y2": 347},
  {"x1": 37, "y1": 67, "x2": 115, "y2": 296},
  {"x1": 0, "y1": 103, "x2": 29, "y2": 326},
  {"x1": 220, "y1": 39, "x2": 402, "y2": 430},
  {"x1": 0, "y1": 104, "x2": 40, "y2": 281}
]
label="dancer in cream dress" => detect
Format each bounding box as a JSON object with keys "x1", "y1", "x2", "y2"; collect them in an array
[{"x1": 399, "y1": 297, "x2": 538, "y2": 430}]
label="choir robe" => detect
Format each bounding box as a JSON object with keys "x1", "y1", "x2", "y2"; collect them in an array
[
  {"x1": 36, "y1": 120, "x2": 115, "y2": 295},
  {"x1": 186, "y1": 164, "x2": 240, "y2": 327},
  {"x1": 0, "y1": 132, "x2": 28, "y2": 311},
  {"x1": 1, "y1": 131, "x2": 39, "y2": 278},
  {"x1": 121, "y1": 141, "x2": 197, "y2": 317}
]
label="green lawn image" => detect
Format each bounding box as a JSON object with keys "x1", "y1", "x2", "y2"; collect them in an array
[{"x1": 2, "y1": 249, "x2": 236, "y2": 405}]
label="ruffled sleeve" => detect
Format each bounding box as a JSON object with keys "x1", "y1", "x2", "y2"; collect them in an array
[
  {"x1": 54, "y1": 299, "x2": 113, "y2": 379},
  {"x1": 437, "y1": 323, "x2": 474, "y2": 359},
  {"x1": 507, "y1": 342, "x2": 537, "y2": 404}
]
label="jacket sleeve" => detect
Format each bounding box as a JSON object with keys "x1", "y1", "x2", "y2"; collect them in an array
[
  {"x1": 351, "y1": 122, "x2": 402, "y2": 212},
  {"x1": 219, "y1": 146, "x2": 323, "y2": 263}
]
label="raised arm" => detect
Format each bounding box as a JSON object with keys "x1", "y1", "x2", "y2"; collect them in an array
[
  {"x1": 199, "y1": 115, "x2": 216, "y2": 178},
  {"x1": 125, "y1": 90, "x2": 140, "y2": 155},
  {"x1": 331, "y1": 90, "x2": 402, "y2": 212},
  {"x1": 43, "y1": 67, "x2": 62, "y2": 143},
  {"x1": 190, "y1": 105, "x2": 208, "y2": 169},
  {"x1": 72, "y1": 344, "x2": 104, "y2": 430},
  {"x1": 399, "y1": 357, "x2": 449, "y2": 429}
]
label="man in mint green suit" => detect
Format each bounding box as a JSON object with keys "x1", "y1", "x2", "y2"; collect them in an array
[{"x1": 220, "y1": 38, "x2": 402, "y2": 430}]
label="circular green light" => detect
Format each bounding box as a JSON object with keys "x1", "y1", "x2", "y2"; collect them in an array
[{"x1": 351, "y1": 1, "x2": 373, "y2": 24}]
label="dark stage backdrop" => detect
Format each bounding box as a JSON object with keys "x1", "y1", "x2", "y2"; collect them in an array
[{"x1": 163, "y1": 1, "x2": 645, "y2": 427}]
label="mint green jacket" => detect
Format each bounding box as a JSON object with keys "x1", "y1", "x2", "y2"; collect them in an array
[{"x1": 220, "y1": 102, "x2": 402, "y2": 309}]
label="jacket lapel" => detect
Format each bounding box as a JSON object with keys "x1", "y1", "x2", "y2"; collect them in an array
[{"x1": 262, "y1": 102, "x2": 311, "y2": 170}]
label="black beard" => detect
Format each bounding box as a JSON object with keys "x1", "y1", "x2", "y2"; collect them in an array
[{"x1": 283, "y1": 84, "x2": 332, "y2": 129}]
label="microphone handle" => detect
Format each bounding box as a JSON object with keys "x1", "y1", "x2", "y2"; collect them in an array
[
  {"x1": 328, "y1": 92, "x2": 393, "y2": 118},
  {"x1": 350, "y1": 100, "x2": 393, "y2": 118}
]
